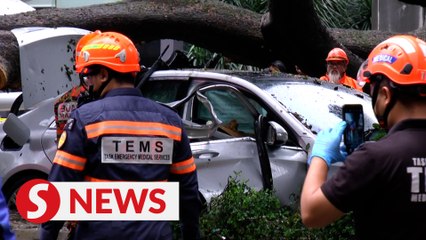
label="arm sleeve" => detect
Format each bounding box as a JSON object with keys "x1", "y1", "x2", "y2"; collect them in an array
[
  {"x1": 41, "y1": 113, "x2": 87, "y2": 240},
  {"x1": 0, "y1": 179, "x2": 15, "y2": 240},
  {"x1": 49, "y1": 112, "x2": 88, "y2": 182},
  {"x1": 170, "y1": 130, "x2": 201, "y2": 240},
  {"x1": 40, "y1": 221, "x2": 65, "y2": 240},
  {"x1": 321, "y1": 143, "x2": 378, "y2": 212}
]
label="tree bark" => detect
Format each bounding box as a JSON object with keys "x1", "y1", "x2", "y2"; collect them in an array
[
  {"x1": 0, "y1": 0, "x2": 424, "y2": 87},
  {"x1": 0, "y1": 31, "x2": 20, "y2": 89}
]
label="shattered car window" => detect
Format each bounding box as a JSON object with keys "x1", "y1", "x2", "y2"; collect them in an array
[{"x1": 199, "y1": 90, "x2": 255, "y2": 134}]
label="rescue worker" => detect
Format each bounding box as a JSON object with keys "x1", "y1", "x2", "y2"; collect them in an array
[
  {"x1": 320, "y1": 47, "x2": 363, "y2": 91},
  {"x1": 40, "y1": 31, "x2": 201, "y2": 240},
  {"x1": 301, "y1": 35, "x2": 426, "y2": 239},
  {"x1": 53, "y1": 31, "x2": 100, "y2": 140}
]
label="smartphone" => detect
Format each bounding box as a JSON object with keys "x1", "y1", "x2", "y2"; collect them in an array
[{"x1": 342, "y1": 104, "x2": 364, "y2": 154}]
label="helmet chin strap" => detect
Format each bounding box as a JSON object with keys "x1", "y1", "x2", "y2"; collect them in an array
[{"x1": 91, "y1": 76, "x2": 113, "y2": 100}]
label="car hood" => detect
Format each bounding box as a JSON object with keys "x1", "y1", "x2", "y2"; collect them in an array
[{"x1": 253, "y1": 79, "x2": 377, "y2": 134}]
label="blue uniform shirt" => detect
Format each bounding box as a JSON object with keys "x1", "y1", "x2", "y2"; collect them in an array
[{"x1": 41, "y1": 88, "x2": 201, "y2": 240}]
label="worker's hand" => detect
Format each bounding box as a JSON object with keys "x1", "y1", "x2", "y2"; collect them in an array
[{"x1": 308, "y1": 121, "x2": 347, "y2": 167}]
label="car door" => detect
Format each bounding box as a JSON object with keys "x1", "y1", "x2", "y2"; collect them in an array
[
  {"x1": 142, "y1": 79, "x2": 265, "y2": 199},
  {"x1": 184, "y1": 81, "x2": 308, "y2": 205},
  {"x1": 142, "y1": 74, "x2": 308, "y2": 205},
  {"x1": 186, "y1": 85, "x2": 266, "y2": 203}
]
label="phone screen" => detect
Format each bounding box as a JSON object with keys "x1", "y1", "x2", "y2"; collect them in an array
[{"x1": 342, "y1": 104, "x2": 364, "y2": 154}]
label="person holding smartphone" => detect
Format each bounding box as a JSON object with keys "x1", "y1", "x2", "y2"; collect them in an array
[{"x1": 301, "y1": 35, "x2": 426, "y2": 239}]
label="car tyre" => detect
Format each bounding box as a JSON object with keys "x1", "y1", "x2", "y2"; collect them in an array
[{"x1": 3, "y1": 172, "x2": 48, "y2": 210}]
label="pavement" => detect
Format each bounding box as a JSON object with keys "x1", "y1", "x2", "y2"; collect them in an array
[
  {"x1": 13, "y1": 229, "x2": 69, "y2": 240},
  {"x1": 14, "y1": 229, "x2": 68, "y2": 240},
  {"x1": 10, "y1": 211, "x2": 69, "y2": 240}
]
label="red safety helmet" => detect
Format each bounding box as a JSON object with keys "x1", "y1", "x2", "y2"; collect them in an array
[
  {"x1": 326, "y1": 48, "x2": 349, "y2": 63},
  {"x1": 357, "y1": 35, "x2": 426, "y2": 87},
  {"x1": 75, "y1": 31, "x2": 140, "y2": 74}
]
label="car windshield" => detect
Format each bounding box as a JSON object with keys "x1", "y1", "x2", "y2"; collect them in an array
[{"x1": 233, "y1": 73, "x2": 378, "y2": 134}]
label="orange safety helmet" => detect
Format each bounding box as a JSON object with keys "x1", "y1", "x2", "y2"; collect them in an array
[
  {"x1": 75, "y1": 31, "x2": 140, "y2": 74},
  {"x1": 357, "y1": 35, "x2": 426, "y2": 86},
  {"x1": 326, "y1": 48, "x2": 349, "y2": 63},
  {"x1": 75, "y1": 30, "x2": 101, "y2": 73}
]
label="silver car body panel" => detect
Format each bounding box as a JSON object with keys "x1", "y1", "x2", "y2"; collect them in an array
[
  {"x1": 0, "y1": 92, "x2": 22, "y2": 119},
  {"x1": 11, "y1": 27, "x2": 89, "y2": 108},
  {"x1": 0, "y1": 96, "x2": 57, "y2": 183},
  {"x1": 192, "y1": 138, "x2": 307, "y2": 204}
]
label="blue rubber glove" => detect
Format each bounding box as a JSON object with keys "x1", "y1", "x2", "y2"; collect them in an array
[
  {"x1": 340, "y1": 142, "x2": 348, "y2": 159},
  {"x1": 308, "y1": 121, "x2": 347, "y2": 167}
]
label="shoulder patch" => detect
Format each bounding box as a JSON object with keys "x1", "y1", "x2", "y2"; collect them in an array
[
  {"x1": 64, "y1": 118, "x2": 75, "y2": 131},
  {"x1": 58, "y1": 131, "x2": 67, "y2": 149}
]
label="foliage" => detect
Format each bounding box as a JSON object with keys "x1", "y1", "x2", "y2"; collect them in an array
[
  {"x1": 200, "y1": 176, "x2": 287, "y2": 239},
  {"x1": 186, "y1": 45, "x2": 215, "y2": 69},
  {"x1": 191, "y1": 174, "x2": 356, "y2": 240},
  {"x1": 365, "y1": 123, "x2": 387, "y2": 141},
  {"x1": 185, "y1": 0, "x2": 266, "y2": 70},
  {"x1": 186, "y1": 45, "x2": 259, "y2": 70},
  {"x1": 186, "y1": 0, "x2": 372, "y2": 70},
  {"x1": 221, "y1": 0, "x2": 268, "y2": 13},
  {"x1": 224, "y1": 0, "x2": 373, "y2": 31},
  {"x1": 313, "y1": 0, "x2": 372, "y2": 30}
]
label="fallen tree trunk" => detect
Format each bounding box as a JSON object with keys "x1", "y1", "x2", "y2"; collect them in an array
[
  {"x1": 0, "y1": 0, "x2": 267, "y2": 87},
  {"x1": 0, "y1": 0, "x2": 424, "y2": 87},
  {"x1": 0, "y1": 31, "x2": 20, "y2": 89}
]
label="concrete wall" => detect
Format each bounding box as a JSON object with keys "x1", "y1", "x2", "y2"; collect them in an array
[{"x1": 372, "y1": 0, "x2": 425, "y2": 32}]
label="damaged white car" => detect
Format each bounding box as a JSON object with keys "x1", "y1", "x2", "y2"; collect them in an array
[
  {"x1": 0, "y1": 27, "x2": 378, "y2": 207},
  {"x1": 138, "y1": 70, "x2": 378, "y2": 205}
]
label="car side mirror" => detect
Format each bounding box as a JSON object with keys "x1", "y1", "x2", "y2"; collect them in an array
[
  {"x1": 266, "y1": 121, "x2": 288, "y2": 147},
  {"x1": 3, "y1": 113, "x2": 30, "y2": 146}
]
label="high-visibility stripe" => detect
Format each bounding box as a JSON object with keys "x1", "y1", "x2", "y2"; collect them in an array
[
  {"x1": 84, "y1": 176, "x2": 113, "y2": 182},
  {"x1": 85, "y1": 175, "x2": 168, "y2": 182},
  {"x1": 85, "y1": 121, "x2": 182, "y2": 141},
  {"x1": 53, "y1": 150, "x2": 87, "y2": 171},
  {"x1": 170, "y1": 157, "x2": 196, "y2": 174}
]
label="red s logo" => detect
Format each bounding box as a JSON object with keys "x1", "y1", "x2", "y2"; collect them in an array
[{"x1": 16, "y1": 179, "x2": 60, "y2": 224}]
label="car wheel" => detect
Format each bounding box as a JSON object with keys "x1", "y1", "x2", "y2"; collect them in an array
[{"x1": 3, "y1": 172, "x2": 48, "y2": 210}]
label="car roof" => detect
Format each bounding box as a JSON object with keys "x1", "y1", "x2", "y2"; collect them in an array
[
  {"x1": 150, "y1": 70, "x2": 377, "y2": 134},
  {"x1": 246, "y1": 75, "x2": 376, "y2": 133}
]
